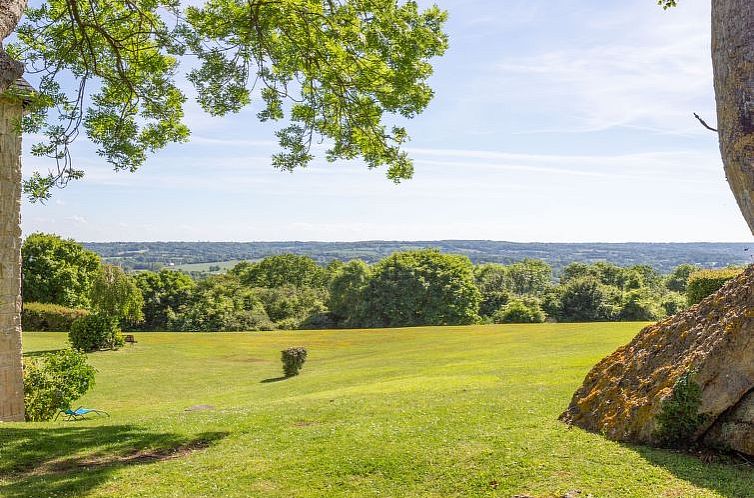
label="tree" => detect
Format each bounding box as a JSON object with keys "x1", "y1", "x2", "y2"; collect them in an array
[
  {"x1": 474, "y1": 263, "x2": 510, "y2": 318},
  {"x1": 665, "y1": 264, "x2": 701, "y2": 293},
  {"x1": 236, "y1": 255, "x2": 328, "y2": 289},
  {"x1": 0, "y1": 1, "x2": 448, "y2": 420},
  {"x1": 558, "y1": 277, "x2": 620, "y2": 322},
  {"x1": 21, "y1": 233, "x2": 101, "y2": 308},
  {"x1": 506, "y1": 259, "x2": 552, "y2": 296},
  {"x1": 328, "y1": 259, "x2": 371, "y2": 326},
  {"x1": 357, "y1": 249, "x2": 480, "y2": 327},
  {"x1": 90, "y1": 264, "x2": 144, "y2": 325},
  {"x1": 133, "y1": 269, "x2": 196, "y2": 331}
]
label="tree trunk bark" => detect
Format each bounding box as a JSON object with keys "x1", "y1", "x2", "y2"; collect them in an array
[
  {"x1": 0, "y1": 0, "x2": 27, "y2": 422},
  {"x1": 0, "y1": 97, "x2": 24, "y2": 421},
  {"x1": 712, "y1": 0, "x2": 754, "y2": 234}
]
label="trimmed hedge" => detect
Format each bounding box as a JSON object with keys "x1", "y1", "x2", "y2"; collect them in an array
[
  {"x1": 686, "y1": 268, "x2": 743, "y2": 305},
  {"x1": 22, "y1": 302, "x2": 89, "y2": 331},
  {"x1": 281, "y1": 347, "x2": 308, "y2": 377}
]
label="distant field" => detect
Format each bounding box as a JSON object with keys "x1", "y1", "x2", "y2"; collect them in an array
[
  {"x1": 173, "y1": 259, "x2": 244, "y2": 273},
  {"x1": 3, "y1": 324, "x2": 753, "y2": 497}
]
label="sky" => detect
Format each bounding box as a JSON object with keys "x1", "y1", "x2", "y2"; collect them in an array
[{"x1": 21, "y1": 0, "x2": 753, "y2": 243}]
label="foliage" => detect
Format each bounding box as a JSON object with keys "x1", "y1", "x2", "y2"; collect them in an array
[
  {"x1": 281, "y1": 347, "x2": 308, "y2": 377},
  {"x1": 13, "y1": 0, "x2": 447, "y2": 200},
  {"x1": 660, "y1": 292, "x2": 687, "y2": 317},
  {"x1": 90, "y1": 265, "x2": 144, "y2": 325},
  {"x1": 133, "y1": 269, "x2": 196, "y2": 330},
  {"x1": 492, "y1": 298, "x2": 545, "y2": 324},
  {"x1": 506, "y1": 259, "x2": 553, "y2": 296},
  {"x1": 168, "y1": 275, "x2": 272, "y2": 332},
  {"x1": 69, "y1": 314, "x2": 124, "y2": 352},
  {"x1": 22, "y1": 302, "x2": 89, "y2": 331},
  {"x1": 686, "y1": 268, "x2": 743, "y2": 305},
  {"x1": 558, "y1": 277, "x2": 620, "y2": 322},
  {"x1": 617, "y1": 289, "x2": 663, "y2": 322},
  {"x1": 328, "y1": 259, "x2": 371, "y2": 326},
  {"x1": 654, "y1": 371, "x2": 708, "y2": 447},
  {"x1": 255, "y1": 285, "x2": 328, "y2": 329},
  {"x1": 22, "y1": 233, "x2": 101, "y2": 308},
  {"x1": 23, "y1": 348, "x2": 96, "y2": 421},
  {"x1": 665, "y1": 264, "x2": 700, "y2": 293},
  {"x1": 235, "y1": 255, "x2": 328, "y2": 289},
  {"x1": 357, "y1": 250, "x2": 480, "y2": 327},
  {"x1": 474, "y1": 264, "x2": 510, "y2": 317}
]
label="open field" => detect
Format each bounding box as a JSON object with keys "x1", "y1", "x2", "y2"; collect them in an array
[{"x1": 2, "y1": 324, "x2": 753, "y2": 497}]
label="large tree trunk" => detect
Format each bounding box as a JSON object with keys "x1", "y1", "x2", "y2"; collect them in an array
[
  {"x1": 0, "y1": 0, "x2": 27, "y2": 422},
  {"x1": 0, "y1": 97, "x2": 24, "y2": 421},
  {"x1": 712, "y1": 0, "x2": 754, "y2": 234}
]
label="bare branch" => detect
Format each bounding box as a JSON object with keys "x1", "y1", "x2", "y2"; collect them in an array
[{"x1": 693, "y1": 112, "x2": 718, "y2": 133}]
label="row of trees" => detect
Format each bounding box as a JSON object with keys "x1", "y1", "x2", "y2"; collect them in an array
[{"x1": 23, "y1": 233, "x2": 730, "y2": 332}]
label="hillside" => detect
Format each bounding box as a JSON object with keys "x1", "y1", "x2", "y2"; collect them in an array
[{"x1": 83, "y1": 240, "x2": 754, "y2": 273}]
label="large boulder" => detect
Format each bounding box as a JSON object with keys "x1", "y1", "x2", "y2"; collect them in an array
[{"x1": 560, "y1": 265, "x2": 754, "y2": 453}]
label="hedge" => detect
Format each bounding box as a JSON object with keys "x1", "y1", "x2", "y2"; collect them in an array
[
  {"x1": 686, "y1": 268, "x2": 743, "y2": 305},
  {"x1": 22, "y1": 302, "x2": 89, "y2": 331}
]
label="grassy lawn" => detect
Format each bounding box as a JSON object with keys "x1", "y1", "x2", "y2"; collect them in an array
[{"x1": 2, "y1": 323, "x2": 753, "y2": 497}]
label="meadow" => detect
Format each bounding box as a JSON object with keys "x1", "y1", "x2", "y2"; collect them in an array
[{"x1": 2, "y1": 323, "x2": 753, "y2": 497}]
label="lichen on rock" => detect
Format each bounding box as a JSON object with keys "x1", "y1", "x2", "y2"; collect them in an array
[{"x1": 560, "y1": 265, "x2": 754, "y2": 454}]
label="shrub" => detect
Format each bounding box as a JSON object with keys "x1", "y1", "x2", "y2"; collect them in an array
[
  {"x1": 686, "y1": 267, "x2": 743, "y2": 305},
  {"x1": 24, "y1": 349, "x2": 96, "y2": 421},
  {"x1": 492, "y1": 298, "x2": 545, "y2": 324},
  {"x1": 654, "y1": 371, "x2": 708, "y2": 446},
  {"x1": 281, "y1": 347, "x2": 308, "y2": 377},
  {"x1": 22, "y1": 302, "x2": 89, "y2": 331},
  {"x1": 69, "y1": 314, "x2": 124, "y2": 352}
]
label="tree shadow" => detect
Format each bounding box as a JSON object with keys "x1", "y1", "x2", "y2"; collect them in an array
[
  {"x1": 0, "y1": 425, "x2": 227, "y2": 497},
  {"x1": 22, "y1": 348, "x2": 64, "y2": 358},
  {"x1": 629, "y1": 444, "x2": 754, "y2": 498},
  {"x1": 260, "y1": 376, "x2": 289, "y2": 383}
]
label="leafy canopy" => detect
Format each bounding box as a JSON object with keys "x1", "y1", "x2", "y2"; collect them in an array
[{"x1": 10, "y1": 0, "x2": 448, "y2": 200}]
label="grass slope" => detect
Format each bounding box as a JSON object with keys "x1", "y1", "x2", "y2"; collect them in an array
[{"x1": 2, "y1": 324, "x2": 753, "y2": 497}]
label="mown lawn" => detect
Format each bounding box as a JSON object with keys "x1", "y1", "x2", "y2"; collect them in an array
[{"x1": 2, "y1": 323, "x2": 753, "y2": 497}]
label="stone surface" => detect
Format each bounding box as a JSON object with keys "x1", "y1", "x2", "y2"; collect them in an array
[
  {"x1": 560, "y1": 265, "x2": 754, "y2": 450},
  {"x1": 0, "y1": 97, "x2": 24, "y2": 421}
]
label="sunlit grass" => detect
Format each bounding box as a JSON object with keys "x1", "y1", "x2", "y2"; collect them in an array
[{"x1": 2, "y1": 323, "x2": 752, "y2": 497}]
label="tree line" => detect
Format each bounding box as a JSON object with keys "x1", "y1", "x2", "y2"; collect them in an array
[{"x1": 22, "y1": 233, "x2": 740, "y2": 332}]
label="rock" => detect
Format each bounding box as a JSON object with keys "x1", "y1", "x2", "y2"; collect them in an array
[
  {"x1": 704, "y1": 389, "x2": 754, "y2": 454},
  {"x1": 560, "y1": 265, "x2": 754, "y2": 451}
]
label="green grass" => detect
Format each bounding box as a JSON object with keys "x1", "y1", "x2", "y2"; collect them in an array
[{"x1": 2, "y1": 323, "x2": 753, "y2": 497}]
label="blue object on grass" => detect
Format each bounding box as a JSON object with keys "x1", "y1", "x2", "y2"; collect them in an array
[{"x1": 55, "y1": 406, "x2": 110, "y2": 421}]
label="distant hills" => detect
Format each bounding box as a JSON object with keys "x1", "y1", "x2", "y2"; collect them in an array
[{"x1": 83, "y1": 240, "x2": 754, "y2": 274}]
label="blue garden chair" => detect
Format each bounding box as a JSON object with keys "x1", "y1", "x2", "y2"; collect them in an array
[{"x1": 55, "y1": 406, "x2": 110, "y2": 421}]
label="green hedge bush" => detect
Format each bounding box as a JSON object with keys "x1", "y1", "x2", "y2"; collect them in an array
[
  {"x1": 69, "y1": 314, "x2": 124, "y2": 352},
  {"x1": 281, "y1": 347, "x2": 308, "y2": 377},
  {"x1": 686, "y1": 268, "x2": 743, "y2": 305},
  {"x1": 22, "y1": 302, "x2": 89, "y2": 331},
  {"x1": 24, "y1": 349, "x2": 96, "y2": 421}
]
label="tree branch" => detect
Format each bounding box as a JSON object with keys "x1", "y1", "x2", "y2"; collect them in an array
[{"x1": 693, "y1": 112, "x2": 718, "y2": 133}]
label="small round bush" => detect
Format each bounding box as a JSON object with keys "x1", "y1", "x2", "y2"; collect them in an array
[
  {"x1": 69, "y1": 314, "x2": 124, "y2": 352},
  {"x1": 24, "y1": 349, "x2": 96, "y2": 421},
  {"x1": 492, "y1": 298, "x2": 546, "y2": 324},
  {"x1": 281, "y1": 347, "x2": 308, "y2": 377}
]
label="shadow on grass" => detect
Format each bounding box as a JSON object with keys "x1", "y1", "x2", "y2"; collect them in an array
[
  {"x1": 631, "y1": 445, "x2": 754, "y2": 498},
  {"x1": 260, "y1": 376, "x2": 289, "y2": 383},
  {"x1": 22, "y1": 348, "x2": 64, "y2": 358},
  {"x1": 0, "y1": 425, "x2": 227, "y2": 497}
]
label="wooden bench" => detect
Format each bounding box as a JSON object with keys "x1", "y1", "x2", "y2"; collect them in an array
[{"x1": 124, "y1": 334, "x2": 137, "y2": 346}]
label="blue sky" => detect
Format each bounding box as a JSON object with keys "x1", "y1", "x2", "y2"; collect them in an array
[{"x1": 22, "y1": 1, "x2": 751, "y2": 242}]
